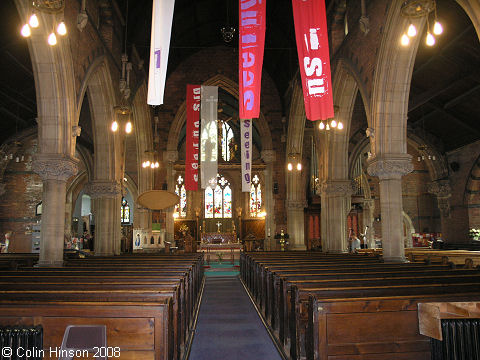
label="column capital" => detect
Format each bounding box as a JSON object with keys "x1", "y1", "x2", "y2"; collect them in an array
[
  {"x1": 426, "y1": 180, "x2": 451, "y2": 198},
  {"x1": 163, "y1": 150, "x2": 178, "y2": 163},
  {"x1": 367, "y1": 154, "x2": 413, "y2": 179},
  {"x1": 321, "y1": 180, "x2": 353, "y2": 196},
  {"x1": 87, "y1": 180, "x2": 122, "y2": 199},
  {"x1": 32, "y1": 154, "x2": 79, "y2": 181},
  {"x1": 261, "y1": 150, "x2": 276, "y2": 163}
]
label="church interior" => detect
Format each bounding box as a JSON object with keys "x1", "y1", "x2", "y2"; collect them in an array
[{"x1": 0, "y1": 0, "x2": 480, "y2": 359}]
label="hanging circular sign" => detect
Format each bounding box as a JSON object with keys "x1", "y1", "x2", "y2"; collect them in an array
[{"x1": 137, "y1": 190, "x2": 179, "y2": 210}]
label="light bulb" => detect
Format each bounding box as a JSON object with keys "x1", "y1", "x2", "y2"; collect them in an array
[
  {"x1": 20, "y1": 155, "x2": 24, "y2": 161},
  {"x1": 48, "y1": 32, "x2": 57, "y2": 46},
  {"x1": 407, "y1": 23, "x2": 417, "y2": 37},
  {"x1": 57, "y1": 21, "x2": 67, "y2": 36},
  {"x1": 155, "y1": 162, "x2": 160, "y2": 168},
  {"x1": 145, "y1": 161, "x2": 150, "y2": 167},
  {"x1": 150, "y1": 163, "x2": 155, "y2": 169},
  {"x1": 426, "y1": 32, "x2": 435, "y2": 46},
  {"x1": 125, "y1": 121, "x2": 133, "y2": 134},
  {"x1": 422, "y1": 155, "x2": 425, "y2": 160},
  {"x1": 417, "y1": 156, "x2": 421, "y2": 162},
  {"x1": 319, "y1": 122, "x2": 325, "y2": 130},
  {"x1": 21, "y1": 24, "x2": 31, "y2": 37},
  {"x1": 432, "y1": 155, "x2": 436, "y2": 161},
  {"x1": 297, "y1": 163, "x2": 302, "y2": 171},
  {"x1": 287, "y1": 163, "x2": 293, "y2": 171},
  {"x1": 15, "y1": 156, "x2": 19, "y2": 163},
  {"x1": 331, "y1": 120, "x2": 337, "y2": 128},
  {"x1": 326, "y1": 124, "x2": 330, "y2": 131},
  {"x1": 401, "y1": 33, "x2": 410, "y2": 46},
  {"x1": 29, "y1": 14, "x2": 39, "y2": 28},
  {"x1": 428, "y1": 155, "x2": 432, "y2": 160},
  {"x1": 111, "y1": 121, "x2": 118, "y2": 132},
  {"x1": 338, "y1": 122, "x2": 344, "y2": 130},
  {"x1": 142, "y1": 162, "x2": 146, "y2": 168},
  {"x1": 433, "y1": 21, "x2": 443, "y2": 35}
]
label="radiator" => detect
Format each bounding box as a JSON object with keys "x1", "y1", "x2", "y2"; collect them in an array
[
  {"x1": 0, "y1": 326, "x2": 43, "y2": 360},
  {"x1": 431, "y1": 319, "x2": 480, "y2": 360}
]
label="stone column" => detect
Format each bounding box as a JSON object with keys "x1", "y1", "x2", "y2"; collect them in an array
[
  {"x1": 426, "y1": 180, "x2": 452, "y2": 239},
  {"x1": 32, "y1": 155, "x2": 78, "y2": 267},
  {"x1": 261, "y1": 150, "x2": 276, "y2": 251},
  {"x1": 320, "y1": 180, "x2": 352, "y2": 253},
  {"x1": 368, "y1": 155, "x2": 413, "y2": 262},
  {"x1": 164, "y1": 150, "x2": 178, "y2": 244},
  {"x1": 286, "y1": 200, "x2": 307, "y2": 250},
  {"x1": 87, "y1": 180, "x2": 122, "y2": 256},
  {"x1": 362, "y1": 199, "x2": 375, "y2": 248}
]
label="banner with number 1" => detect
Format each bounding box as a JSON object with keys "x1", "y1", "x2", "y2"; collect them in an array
[{"x1": 147, "y1": 0, "x2": 175, "y2": 105}]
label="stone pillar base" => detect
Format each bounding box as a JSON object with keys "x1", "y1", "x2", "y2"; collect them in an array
[
  {"x1": 383, "y1": 255, "x2": 406, "y2": 263},
  {"x1": 38, "y1": 260, "x2": 64, "y2": 267}
]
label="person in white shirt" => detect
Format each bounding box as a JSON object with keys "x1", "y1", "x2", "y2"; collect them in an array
[{"x1": 350, "y1": 234, "x2": 361, "y2": 253}]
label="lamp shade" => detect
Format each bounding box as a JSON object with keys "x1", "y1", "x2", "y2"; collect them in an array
[{"x1": 137, "y1": 190, "x2": 179, "y2": 210}]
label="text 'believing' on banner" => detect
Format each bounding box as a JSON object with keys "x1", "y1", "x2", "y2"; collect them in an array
[
  {"x1": 292, "y1": 0, "x2": 334, "y2": 121},
  {"x1": 185, "y1": 85, "x2": 201, "y2": 191},
  {"x1": 239, "y1": 0, "x2": 266, "y2": 119}
]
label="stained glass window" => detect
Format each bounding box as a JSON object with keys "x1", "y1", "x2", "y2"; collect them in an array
[
  {"x1": 221, "y1": 122, "x2": 235, "y2": 161},
  {"x1": 175, "y1": 175, "x2": 187, "y2": 217},
  {"x1": 250, "y1": 174, "x2": 262, "y2": 217},
  {"x1": 121, "y1": 197, "x2": 130, "y2": 223},
  {"x1": 204, "y1": 174, "x2": 232, "y2": 218}
]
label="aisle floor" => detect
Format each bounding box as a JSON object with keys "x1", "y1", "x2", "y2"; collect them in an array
[{"x1": 188, "y1": 276, "x2": 282, "y2": 360}]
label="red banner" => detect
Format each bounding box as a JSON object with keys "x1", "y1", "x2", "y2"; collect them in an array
[
  {"x1": 239, "y1": 0, "x2": 266, "y2": 119},
  {"x1": 185, "y1": 85, "x2": 201, "y2": 190},
  {"x1": 292, "y1": 0, "x2": 334, "y2": 121}
]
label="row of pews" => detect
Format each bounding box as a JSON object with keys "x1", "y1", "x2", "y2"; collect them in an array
[
  {"x1": 0, "y1": 253, "x2": 204, "y2": 360},
  {"x1": 240, "y1": 251, "x2": 480, "y2": 360},
  {"x1": 358, "y1": 248, "x2": 480, "y2": 268}
]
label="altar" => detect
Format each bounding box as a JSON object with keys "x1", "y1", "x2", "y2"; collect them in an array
[{"x1": 201, "y1": 232, "x2": 237, "y2": 245}]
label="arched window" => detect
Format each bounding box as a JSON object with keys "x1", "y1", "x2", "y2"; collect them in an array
[
  {"x1": 175, "y1": 175, "x2": 187, "y2": 218},
  {"x1": 221, "y1": 121, "x2": 235, "y2": 161},
  {"x1": 205, "y1": 174, "x2": 232, "y2": 218},
  {"x1": 250, "y1": 174, "x2": 262, "y2": 216},
  {"x1": 121, "y1": 197, "x2": 130, "y2": 223}
]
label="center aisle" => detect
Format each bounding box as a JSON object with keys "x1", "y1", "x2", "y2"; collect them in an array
[{"x1": 188, "y1": 275, "x2": 283, "y2": 360}]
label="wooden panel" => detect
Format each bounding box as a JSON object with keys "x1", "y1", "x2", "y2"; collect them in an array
[
  {"x1": 242, "y1": 219, "x2": 265, "y2": 239},
  {"x1": 328, "y1": 351, "x2": 430, "y2": 360},
  {"x1": 0, "y1": 316, "x2": 34, "y2": 326},
  {"x1": 41, "y1": 317, "x2": 155, "y2": 350}
]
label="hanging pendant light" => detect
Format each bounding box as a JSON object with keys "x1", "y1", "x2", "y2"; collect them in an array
[
  {"x1": 21, "y1": 24, "x2": 31, "y2": 37},
  {"x1": 48, "y1": 32, "x2": 57, "y2": 46}
]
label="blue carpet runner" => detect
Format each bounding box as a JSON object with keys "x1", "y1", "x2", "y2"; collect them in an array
[{"x1": 188, "y1": 276, "x2": 282, "y2": 360}]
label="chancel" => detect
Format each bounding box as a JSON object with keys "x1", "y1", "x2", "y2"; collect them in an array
[{"x1": 1, "y1": 0, "x2": 480, "y2": 359}]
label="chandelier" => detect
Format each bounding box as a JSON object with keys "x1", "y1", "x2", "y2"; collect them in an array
[
  {"x1": 287, "y1": 152, "x2": 302, "y2": 172},
  {"x1": 20, "y1": 0, "x2": 67, "y2": 46},
  {"x1": 318, "y1": 106, "x2": 343, "y2": 131},
  {"x1": 417, "y1": 144, "x2": 436, "y2": 162},
  {"x1": 400, "y1": 0, "x2": 443, "y2": 47},
  {"x1": 142, "y1": 151, "x2": 160, "y2": 169}
]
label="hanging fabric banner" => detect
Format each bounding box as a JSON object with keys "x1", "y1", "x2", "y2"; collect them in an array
[
  {"x1": 241, "y1": 119, "x2": 252, "y2": 192},
  {"x1": 200, "y1": 86, "x2": 218, "y2": 189},
  {"x1": 238, "y1": 0, "x2": 266, "y2": 119},
  {"x1": 147, "y1": 0, "x2": 175, "y2": 105},
  {"x1": 185, "y1": 85, "x2": 201, "y2": 191},
  {"x1": 292, "y1": 0, "x2": 334, "y2": 121}
]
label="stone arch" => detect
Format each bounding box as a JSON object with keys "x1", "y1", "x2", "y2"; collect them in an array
[
  {"x1": 369, "y1": 0, "x2": 424, "y2": 157},
  {"x1": 402, "y1": 211, "x2": 415, "y2": 247},
  {"x1": 455, "y1": 0, "x2": 480, "y2": 39},
  {"x1": 167, "y1": 74, "x2": 273, "y2": 153}
]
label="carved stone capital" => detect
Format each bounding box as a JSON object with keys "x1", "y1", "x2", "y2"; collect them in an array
[
  {"x1": 32, "y1": 154, "x2": 79, "y2": 181},
  {"x1": 87, "y1": 180, "x2": 122, "y2": 199},
  {"x1": 426, "y1": 180, "x2": 451, "y2": 198},
  {"x1": 261, "y1": 150, "x2": 276, "y2": 164},
  {"x1": 321, "y1": 180, "x2": 353, "y2": 196},
  {"x1": 367, "y1": 154, "x2": 413, "y2": 180},
  {"x1": 286, "y1": 200, "x2": 308, "y2": 210},
  {"x1": 163, "y1": 150, "x2": 178, "y2": 163},
  {"x1": 72, "y1": 125, "x2": 82, "y2": 137}
]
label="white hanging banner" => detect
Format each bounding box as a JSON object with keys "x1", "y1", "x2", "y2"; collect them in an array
[
  {"x1": 147, "y1": 0, "x2": 175, "y2": 105},
  {"x1": 200, "y1": 86, "x2": 218, "y2": 189},
  {"x1": 241, "y1": 119, "x2": 252, "y2": 192}
]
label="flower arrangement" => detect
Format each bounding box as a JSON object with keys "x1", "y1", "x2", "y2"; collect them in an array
[{"x1": 469, "y1": 228, "x2": 480, "y2": 241}]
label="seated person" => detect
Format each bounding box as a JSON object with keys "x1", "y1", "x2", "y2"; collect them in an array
[{"x1": 349, "y1": 234, "x2": 361, "y2": 253}]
